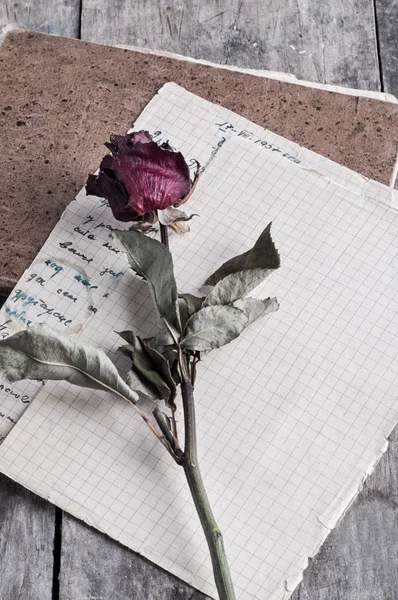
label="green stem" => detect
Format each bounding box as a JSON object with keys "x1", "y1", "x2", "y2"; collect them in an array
[
  {"x1": 160, "y1": 222, "x2": 169, "y2": 248},
  {"x1": 181, "y1": 380, "x2": 236, "y2": 600}
]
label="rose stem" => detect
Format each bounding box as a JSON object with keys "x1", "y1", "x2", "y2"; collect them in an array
[
  {"x1": 159, "y1": 221, "x2": 179, "y2": 441},
  {"x1": 160, "y1": 223, "x2": 169, "y2": 248},
  {"x1": 159, "y1": 221, "x2": 235, "y2": 596},
  {"x1": 181, "y1": 378, "x2": 236, "y2": 600}
]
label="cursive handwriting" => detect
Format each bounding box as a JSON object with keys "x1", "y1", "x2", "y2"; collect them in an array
[
  {"x1": 44, "y1": 260, "x2": 64, "y2": 278},
  {"x1": 102, "y1": 241, "x2": 120, "y2": 254},
  {"x1": 5, "y1": 306, "x2": 32, "y2": 327},
  {"x1": 214, "y1": 120, "x2": 301, "y2": 164},
  {"x1": 9, "y1": 290, "x2": 73, "y2": 327},
  {"x1": 82, "y1": 215, "x2": 94, "y2": 226},
  {"x1": 26, "y1": 273, "x2": 46, "y2": 286},
  {"x1": 0, "y1": 412, "x2": 17, "y2": 424},
  {"x1": 0, "y1": 384, "x2": 29, "y2": 403},
  {"x1": 94, "y1": 221, "x2": 113, "y2": 232},
  {"x1": 56, "y1": 288, "x2": 78, "y2": 303},
  {"x1": 74, "y1": 226, "x2": 96, "y2": 241},
  {"x1": 59, "y1": 242, "x2": 93, "y2": 264},
  {"x1": 36, "y1": 299, "x2": 73, "y2": 326},
  {"x1": 0, "y1": 321, "x2": 12, "y2": 340},
  {"x1": 74, "y1": 274, "x2": 99, "y2": 291},
  {"x1": 99, "y1": 267, "x2": 124, "y2": 278}
]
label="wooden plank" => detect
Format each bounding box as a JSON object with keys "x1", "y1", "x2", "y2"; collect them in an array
[
  {"x1": 0, "y1": 474, "x2": 55, "y2": 600},
  {"x1": 375, "y1": 0, "x2": 398, "y2": 96},
  {"x1": 59, "y1": 513, "x2": 210, "y2": 600},
  {"x1": 291, "y1": 425, "x2": 398, "y2": 599},
  {"x1": 81, "y1": 0, "x2": 381, "y2": 90},
  {"x1": 0, "y1": 0, "x2": 81, "y2": 39}
]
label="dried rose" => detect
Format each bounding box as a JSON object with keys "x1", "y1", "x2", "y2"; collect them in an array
[{"x1": 86, "y1": 131, "x2": 198, "y2": 229}]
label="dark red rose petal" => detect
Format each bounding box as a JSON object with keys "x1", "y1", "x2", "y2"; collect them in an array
[
  {"x1": 86, "y1": 172, "x2": 140, "y2": 222},
  {"x1": 86, "y1": 131, "x2": 192, "y2": 221}
]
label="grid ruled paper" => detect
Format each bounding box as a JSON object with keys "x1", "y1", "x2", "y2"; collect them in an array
[
  {"x1": 1, "y1": 135, "x2": 398, "y2": 599},
  {"x1": 1, "y1": 83, "x2": 396, "y2": 441},
  {"x1": 0, "y1": 194, "x2": 133, "y2": 440}
]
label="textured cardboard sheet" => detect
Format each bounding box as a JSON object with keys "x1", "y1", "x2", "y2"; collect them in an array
[{"x1": 1, "y1": 29, "x2": 398, "y2": 292}]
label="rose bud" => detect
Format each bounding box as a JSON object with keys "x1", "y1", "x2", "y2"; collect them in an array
[{"x1": 86, "y1": 131, "x2": 198, "y2": 231}]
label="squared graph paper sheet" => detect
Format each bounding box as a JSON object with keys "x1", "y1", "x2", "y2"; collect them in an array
[
  {"x1": 1, "y1": 134, "x2": 398, "y2": 599},
  {"x1": 1, "y1": 83, "x2": 396, "y2": 441}
]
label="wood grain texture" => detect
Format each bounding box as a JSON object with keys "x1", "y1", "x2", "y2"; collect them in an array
[
  {"x1": 59, "y1": 513, "x2": 210, "y2": 600},
  {"x1": 0, "y1": 0, "x2": 80, "y2": 39},
  {"x1": 0, "y1": 473, "x2": 55, "y2": 600},
  {"x1": 375, "y1": 0, "x2": 398, "y2": 97},
  {"x1": 81, "y1": 0, "x2": 381, "y2": 90},
  {"x1": 291, "y1": 425, "x2": 398, "y2": 600}
]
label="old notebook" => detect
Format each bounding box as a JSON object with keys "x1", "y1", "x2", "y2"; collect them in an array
[{"x1": 1, "y1": 84, "x2": 398, "y2": 599}]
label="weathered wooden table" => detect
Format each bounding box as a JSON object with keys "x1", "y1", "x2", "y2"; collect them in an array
[{"x1": 1, "y1": 2, "x2": 398, "y2": 599}]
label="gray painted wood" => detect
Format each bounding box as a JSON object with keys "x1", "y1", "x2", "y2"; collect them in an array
[
  {"x1": 60, "y1": 513, "x2": 210, "y2": 600},
  {"x1": 0, "y1": 0, "x2": 80, "y2": 39},
  {"x1": 0, "y1": 473, "x2": 55, "y2": 600},
  {"x1": 375, "y1": 0, "x2": 398, "y2": 97},
  {"x1": 81, "y1": 0, "x2": 381, "y2": 90}
]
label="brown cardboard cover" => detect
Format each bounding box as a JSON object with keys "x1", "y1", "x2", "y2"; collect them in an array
[{"x1": 1, "y1": 29, "x2": 398, "y2": 292}]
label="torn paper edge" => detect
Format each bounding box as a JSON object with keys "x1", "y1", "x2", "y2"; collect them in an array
[
  {"x1": 283, "y1": 431, "x2": 392, "y2": 598},
  {"x1": 390, "y1": 153, "x2": 398, "y2": 189}
]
